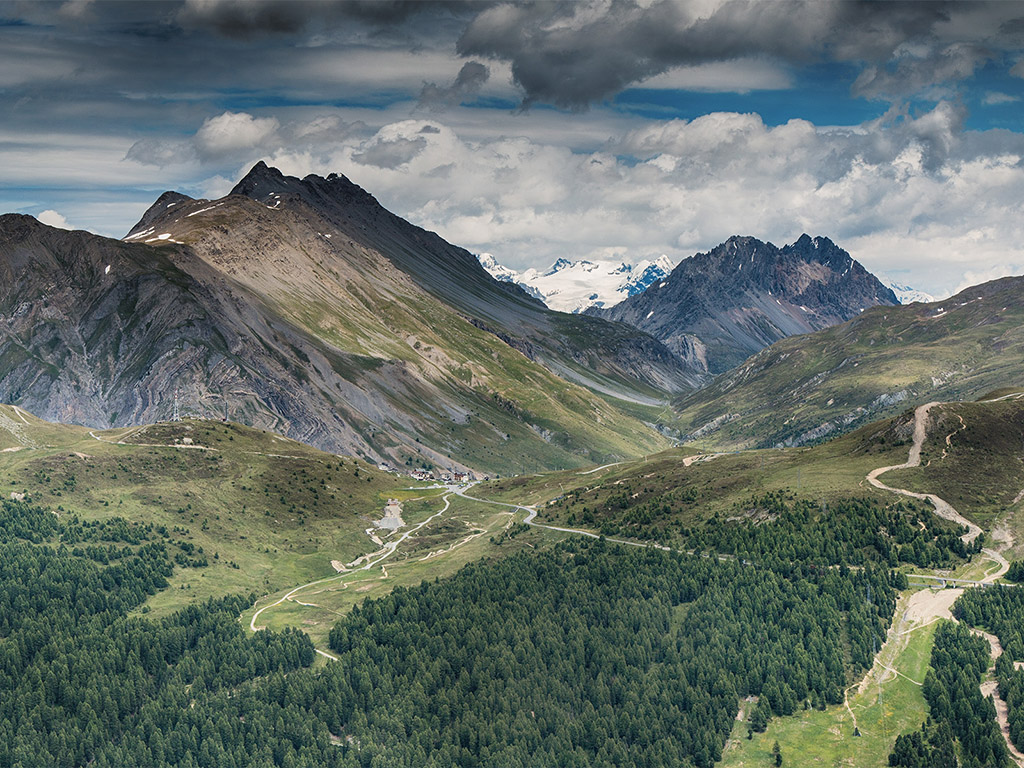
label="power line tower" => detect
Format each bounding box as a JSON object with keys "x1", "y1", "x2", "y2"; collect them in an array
[{"x1": 172, "y1": 388, "x2": 180, "y2": 422}]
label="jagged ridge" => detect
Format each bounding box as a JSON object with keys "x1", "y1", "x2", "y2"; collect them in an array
[{"x1": 592, "y1": 234, "x2": 898, "y2": 374}]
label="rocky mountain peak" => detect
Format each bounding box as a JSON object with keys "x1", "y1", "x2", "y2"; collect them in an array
[
  {"x1": 229, "y1": 160, "x2": 286, "y2": 197},
  {"x1": 229, "y1": 162, "x2": 379, "y2": 214},
  {"x1": 127, "y1": 191, "x2": 195, "y2": 239},
  {"x1": 0, "y1": 213, "x2": 44, "y2": 239},
  {"x1": 594, "y1": 233, "x2": 899, "y2": 373}
]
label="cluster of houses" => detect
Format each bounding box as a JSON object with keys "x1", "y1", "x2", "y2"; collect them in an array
[{"x1": 377, "y1": 462, "x2": 478, "y2": 484}]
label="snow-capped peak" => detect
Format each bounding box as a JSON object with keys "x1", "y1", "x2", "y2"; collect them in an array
[
  {"x1": 545, "y1": 257, "x2": 577, "y2": 276},
  {"x1": 886, "y1": 280, "x2": 935, "y2": 305},
  {"x1": 477, "y1": 252, "x2": 677, "y2": 313},
  {"x1": 477, "y1": 253, "x2": 520, "y2": 283}
]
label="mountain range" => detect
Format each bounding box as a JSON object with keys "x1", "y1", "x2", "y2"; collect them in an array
[
  {"x1": 1, "y1": 160, "x2": 1015, "y2": 476},
  {"x1": 0, "y1": 163, "x2": 706, "y2": 475},
  {"x1": 674, "y1": 275, "x2": 1024, "y2": 449}
]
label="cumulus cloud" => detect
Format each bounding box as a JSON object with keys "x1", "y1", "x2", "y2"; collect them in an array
[
  {"x1": 37, "y1": 210, "x2": 72, "y2": 229},
  {"x1": 418, "y1": 61, "x2": 490, "y2": 111},
  {"x1": 124, "y1": 111, "x2": 372, "y2": 169},
  {"x1": 194, "y1": 111, "x2": 280, "y2": 158}
]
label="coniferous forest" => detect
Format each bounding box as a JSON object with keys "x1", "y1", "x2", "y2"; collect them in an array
[
  {"x1": 1, "y1": 486, "x2": 1020, "y2": 767},
  {"x1": 890, "y1": 621, "x2": 1008, "y2": 767},
  {"x1": 955, "y1": 586, "x2": 1024, "y2": 756},
  {"x1": 0, "y1": 495, "x2": 904, "y2": 767}
]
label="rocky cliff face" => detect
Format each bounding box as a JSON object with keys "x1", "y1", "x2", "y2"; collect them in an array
[
  {"x1": 593, "y1": 234, "x2": 897, "y2": 374},
  {"x1": 0, "y1": 213, "x2": 406, "y2": 459}
]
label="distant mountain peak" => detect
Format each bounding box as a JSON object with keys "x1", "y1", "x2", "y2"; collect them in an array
[
  {"x1": 594, "y1": 234, "x2": 898, "y2": 373},
  {"x1": 886, "y1": 281, "x2": 936, "y2": 305},
  {"x1": 227, "y1": 162, "x2": 378, "y2": 215},
  {"x1": 126, "y1": 191, "x2": 195, "y2": 239}
]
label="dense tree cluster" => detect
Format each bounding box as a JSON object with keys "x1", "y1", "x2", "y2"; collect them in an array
[
  {"x1": 956, "y1": 585, "x2": 1024, "y2": 753},
  {"x1": 888, "y1": 721, "x2": 957, "y2": 767},
  {"x1": 562, "y1": 490, "x2": 971, "y2": 568},
  {"x1": 1005, "y1": 560, "x2": 1024, "y2": 583},
  {"x1": 324, "y1": 539, "x2": 895, "y2": 767},
  {"x1": 922, "y1": 622, "x2": 1008, "y2": 767},
  {"x1": 0, "y1": 501, "x2": 315, "y2": 768},
  {"x1": 688, "y1": 494, "x2": 972, "y2": 568},
  {"x1": 891, "y1": 620, "x2": 1008, "y2": 767}
]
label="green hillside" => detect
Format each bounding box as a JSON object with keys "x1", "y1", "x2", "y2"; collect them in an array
[
  {"x1": 0, "y1": 406, "x2": 422, "y2": 613},
  {"x1": 481, "y1": 413, "x2": 915, "y2": 533},
  {"x1": 479, "y1": 396, "x2": 1024, "y2": 565},
  {"x1": 672, "y1": 276, "x2": 1024, "y2": 450},
  {"x1": 882, "y1": 392, "x2": 1024, "y2": 554},
  {"x1": 0, "y1": 405, "x2": 557, "y2": 643}
]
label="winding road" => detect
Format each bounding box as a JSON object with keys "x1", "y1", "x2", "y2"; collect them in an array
[
  {"x1": 866, "y1": 402, "x2": 982, "y2": 544},
  {"x1": 453, "y1": 486, "x2": 673, "y2": 552},
  {"x1": 866, "y1": 400, "x2": 1023, "y2": 764}
]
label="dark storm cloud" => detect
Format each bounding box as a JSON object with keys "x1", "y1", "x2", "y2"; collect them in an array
[
  {"x1": 2, "y1": 0, "x2": 1018, "y2": 113},
  {"x1": 455, "y1": 0, "x2": 1022, "y2": 108},
  {"x1": 418, "y1": 61, "x2": 490, "y2": 110},
  {"x1": 176, "y1": 0, "x2": 487, "y2": 38},
  {"x1": 352, "y1": 136, "x2": 427, "y2": 168}
]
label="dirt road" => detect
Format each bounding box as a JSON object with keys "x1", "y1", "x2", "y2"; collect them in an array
[
  {"x1": 866, "y1": 402, "x2": 982, "y2": 544},
  {"x1": 867, "y1": 401, "x2": 1023, "y2": 764}
]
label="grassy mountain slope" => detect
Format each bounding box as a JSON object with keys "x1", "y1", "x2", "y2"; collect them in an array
[
  {"x1": 484, "y1": 393, "x2": 1024, "y2": 565},
  {"x1": 883, "y1": 392, "x2": 1024, "y2": 545},
  {"x1": 0, "y1": 207, "x2": 670, "y2": 475},
  {"x1": 483, "y1": 414, "x2": 915, "y2": 532},
  {"x1": 673, "y1": 276, "x2": 1024, "y2": 450},
  {"x1": 0, "y1": 405, "x2": 558, "y2": 646},
  {"x1": 0, "y1": 404, "x2": 419, "y2": 612}
]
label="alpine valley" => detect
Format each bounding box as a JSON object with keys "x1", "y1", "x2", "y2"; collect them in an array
[{"x1": 3, "y1": 162, "x2": 1024, "y2": 768}]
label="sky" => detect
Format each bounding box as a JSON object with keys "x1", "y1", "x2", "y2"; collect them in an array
[{"x1": 3, "y1": 1, "x2": 1024, "y2": 297}]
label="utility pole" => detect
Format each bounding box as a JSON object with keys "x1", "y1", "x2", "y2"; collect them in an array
[{"x1": 172, "y1": 388, "x2": 180, "y2": 422}]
